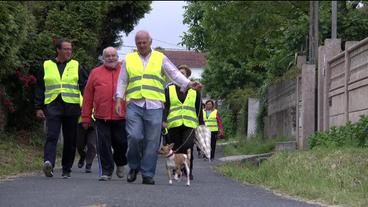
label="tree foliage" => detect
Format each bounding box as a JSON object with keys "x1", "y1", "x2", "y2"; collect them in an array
[
  {"x1": 25, "y1": 1, "x2": 151, "y2": 71},
  {"x1": 182, "y1": 1, "x2": 368, "y2": 136},
  {"x1": 182, "y1": 1, "x2": 368, "y2": 100},
  {"x1": 0, "y1": 2, "x2": 33, "y2": 79}
]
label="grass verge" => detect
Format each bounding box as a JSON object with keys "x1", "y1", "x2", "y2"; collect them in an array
[
  {"x1": 216, "y1": 147, "x2": 368, "y2": 207},
  {"x1": 223, "y1": 135, "x2": 287, "y2": 156},
  {"x1": 0, "y1": 129, "x2": 45, "y2": 179}
]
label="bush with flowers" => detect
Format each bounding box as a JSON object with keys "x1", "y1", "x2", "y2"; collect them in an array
[{"x1": 0, "y1": 69, "x2": 40, "y2": 130}]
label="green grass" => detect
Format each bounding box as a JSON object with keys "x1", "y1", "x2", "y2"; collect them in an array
[
  {"x1": 0, "y1": 129, "x2": 45, "y2": 179},
  {"x1": 216, "y1": 138, "x2": 233, "y2": 144},
  {"x1": 223, "y1": 135, "x2": 287, "y2": 156},
  {"x1": 217, "y1": 147, "x2": 368, "y2": 207}
]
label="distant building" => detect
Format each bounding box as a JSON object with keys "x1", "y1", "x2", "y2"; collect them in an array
[{"x1": 161, "y1": 49, "x2": 207, "y2": 80}]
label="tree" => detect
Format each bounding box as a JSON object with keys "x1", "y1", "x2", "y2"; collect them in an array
[
  {"x1": 26, "y1": 1, "x2": 152, "y2": 71},
  {"x1": 182, "y1": 1, "x2": 368, "y2": 99},
  {"x1": 97, "y1": 1, "x2": 151, "y2": 52},
  {"x1": 182, "y1": 1, "x2": 368, "y2": 136},
  {"x1": 182, "y1": 1, "x2": 303, "y2": 98},
  {"x1": 0, "y1": 2, "x2": 33, "y2": 79}
]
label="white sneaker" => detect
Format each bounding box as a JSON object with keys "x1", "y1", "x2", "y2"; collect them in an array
[
  {"x1": 43, "y1": 161, "x2": 53, "y2": 177},
  {"x1": 99, "y1": 175, "x2": 111, "y2": 181},
  {"x1": 116, "y1": 166, "x2": 125, "y2": 178}
]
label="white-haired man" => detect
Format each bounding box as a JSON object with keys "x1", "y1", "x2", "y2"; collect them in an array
[
  {"x1": 81, "y1": 47, "x2": 127, "y2": 181},
  {"x1": 115, "y1": 31, "x2": 202, "y2": 185}
]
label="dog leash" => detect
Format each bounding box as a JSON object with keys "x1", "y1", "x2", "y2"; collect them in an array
[{"x1": 173, "y1": 128, "x2": 195, "y2": 153}]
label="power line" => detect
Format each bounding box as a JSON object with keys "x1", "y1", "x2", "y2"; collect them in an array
[
  {"x1": 121, "y1": 45, "x2": 136, "y2": 48},
  {"x1": 152, "y1": 38, "x2": 184, "y2": 48},
  {"x1": 121, "y1": 39, "x2": 185, "y2": 49}
]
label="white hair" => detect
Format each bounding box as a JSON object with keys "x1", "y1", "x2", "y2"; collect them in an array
[{"x1": 102, "y1": 46, "x2": 118, "y2": 58}]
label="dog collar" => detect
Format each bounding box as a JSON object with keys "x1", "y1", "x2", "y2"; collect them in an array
[{"x1": 166, "y1": 150, "x2": 175, "y2": 158}]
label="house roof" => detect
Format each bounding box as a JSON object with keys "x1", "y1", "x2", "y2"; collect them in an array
[{"x1": 161, "y1": 50, "x2": 207, "y2": 68}]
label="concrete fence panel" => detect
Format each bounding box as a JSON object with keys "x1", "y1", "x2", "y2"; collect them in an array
[{"x1": 323, "y1": 37, "x2": 368, "y2": 129}]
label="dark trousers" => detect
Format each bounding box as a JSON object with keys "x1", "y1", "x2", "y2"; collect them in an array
[
  {"x1": 44, "y1": 115, "x2": 79, "y2": 173},
  {"x1": 210, "y1": 132, "x2": 218, "y2": 160},
  {"x1": 95, "y1": 119, "x2": 127, "y2": 176},
  {"x1": 76, "y1": 123, "x2": 97, "y2": 167},
  {"x1": 167, "y1": 125, "x2": 195, "y2": 176}
]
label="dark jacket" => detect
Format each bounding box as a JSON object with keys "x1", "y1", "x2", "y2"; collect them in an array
[
  {"x1": 163, "y1": 83, "x2": 204, "y2": 125},
  {"x1": 34, "y1": 58, "x2": 89, "y2": 116}
]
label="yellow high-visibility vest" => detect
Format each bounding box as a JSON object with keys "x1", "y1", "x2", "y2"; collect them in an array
[
  {"x1": 125, "y1": 51, "x2": 165, "y2": 102},
  {"x1": 167, "y1": 85, "x2": 198, "y2": 129},
  {"x1": 43, "y1": 60, "x2": 80, "y2": 104},
  {"x1": 203, "y1": 109, "x2": 219, "y2": 132},
  {"x1": 78, "y1": 94, "x2": 95, "y2": 123}
]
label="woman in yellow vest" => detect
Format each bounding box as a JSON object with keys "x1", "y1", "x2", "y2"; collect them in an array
[
  {"x1": 203, "y1": 100, "x2": 224, "y2": 160},
  {"x1": 163, "y1": 65, "x2": 204, "y2": 180}
]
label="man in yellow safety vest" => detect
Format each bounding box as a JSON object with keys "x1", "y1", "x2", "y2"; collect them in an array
[
  {"x1": 115, "y1": 30, "x2": 202, "y2": 185},
  {"x1": 35, "y1": 38, "x2": 88, "y2": 178}
]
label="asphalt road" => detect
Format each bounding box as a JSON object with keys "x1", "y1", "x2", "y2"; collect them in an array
[{"x1": 0, "y1": 147, "x2": 320, "y2": 207}]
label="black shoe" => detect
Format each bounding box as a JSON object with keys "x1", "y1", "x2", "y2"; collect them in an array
[
  {"x1": 62, "y1": 172, "x2": 71, "y2": 179},
  {"x1": 78, "y1": 157, "x2": 85, "y2": 168},
  {"x1": 85, "y1": 164, "x2": 92, "y2": 173},
  {"x1": 127, "y1": 169, "x2": 139, "y2": 183},
  {"x1": 142, "y1": 176, "x2": 155, "y2": 185}
]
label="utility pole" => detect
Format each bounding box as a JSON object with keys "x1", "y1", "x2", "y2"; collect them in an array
[
  {"x1": 308, "y1": 1, "x2": 319, "y2": 64},
  {"x1": 331, "y1": 1, "x2": 337, "y2": 38}
]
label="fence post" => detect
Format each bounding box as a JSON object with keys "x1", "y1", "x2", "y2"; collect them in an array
[
  {"x1": 247, "y1": 98, "x2": 259, "y2": 137},
  {"x1": 319, "y1": 39, "x2": 341, "y2": 131},
  {"x1": 300, "y1": 64, "x2": 316, "y2": 149}
]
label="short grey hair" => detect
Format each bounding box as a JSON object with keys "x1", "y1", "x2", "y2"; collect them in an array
[{"x1": 135, "y1": 30, "x2": 152, "y2": 43}]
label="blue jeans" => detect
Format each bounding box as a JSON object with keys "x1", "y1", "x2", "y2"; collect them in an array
[{"x1": 126, "y1": 103, "x2": 162, "y2": 178}]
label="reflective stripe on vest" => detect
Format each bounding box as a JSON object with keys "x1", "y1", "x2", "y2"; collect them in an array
[
  {"x1": 203, "y1": 109, "x2": 219, "y2": 132},
  {"x1": 167, "y1": 85, "x2": 198, "y2": 129},
  {"x1": 125, "y1": 51, "x2": 165, "y2": 102},
  {"x1": 43, "y1": 59, "x2": 80, "y2": 104}
]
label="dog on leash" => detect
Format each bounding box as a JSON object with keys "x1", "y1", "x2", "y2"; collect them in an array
[{"x1": 158, "y1": 143, "x2": 191, "y2": 186}]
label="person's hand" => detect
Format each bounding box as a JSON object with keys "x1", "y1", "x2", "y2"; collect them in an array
[
  {"x1": 82, "y1": 123, "x2": 90, "y2": 130},
  {"x1": 218, "y1": 131, "x2": 224, "y2": 139},
  {"x1": 189, "y1": 81, "x2": 203, "y2": 91},
  {"x1": 36, "y1": 109, "x2": 45, "y2": 119},
  {"x1": 162, "y1": 121, "x2": 167, "y2": 128},
  {"x1": 115, "y1": 98, "x2": 122, "y2": 115}
]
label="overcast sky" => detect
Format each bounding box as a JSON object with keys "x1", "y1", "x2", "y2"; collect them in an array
[{"x1": 118, "y1": 1, "x2": 189, "y2": 59}]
